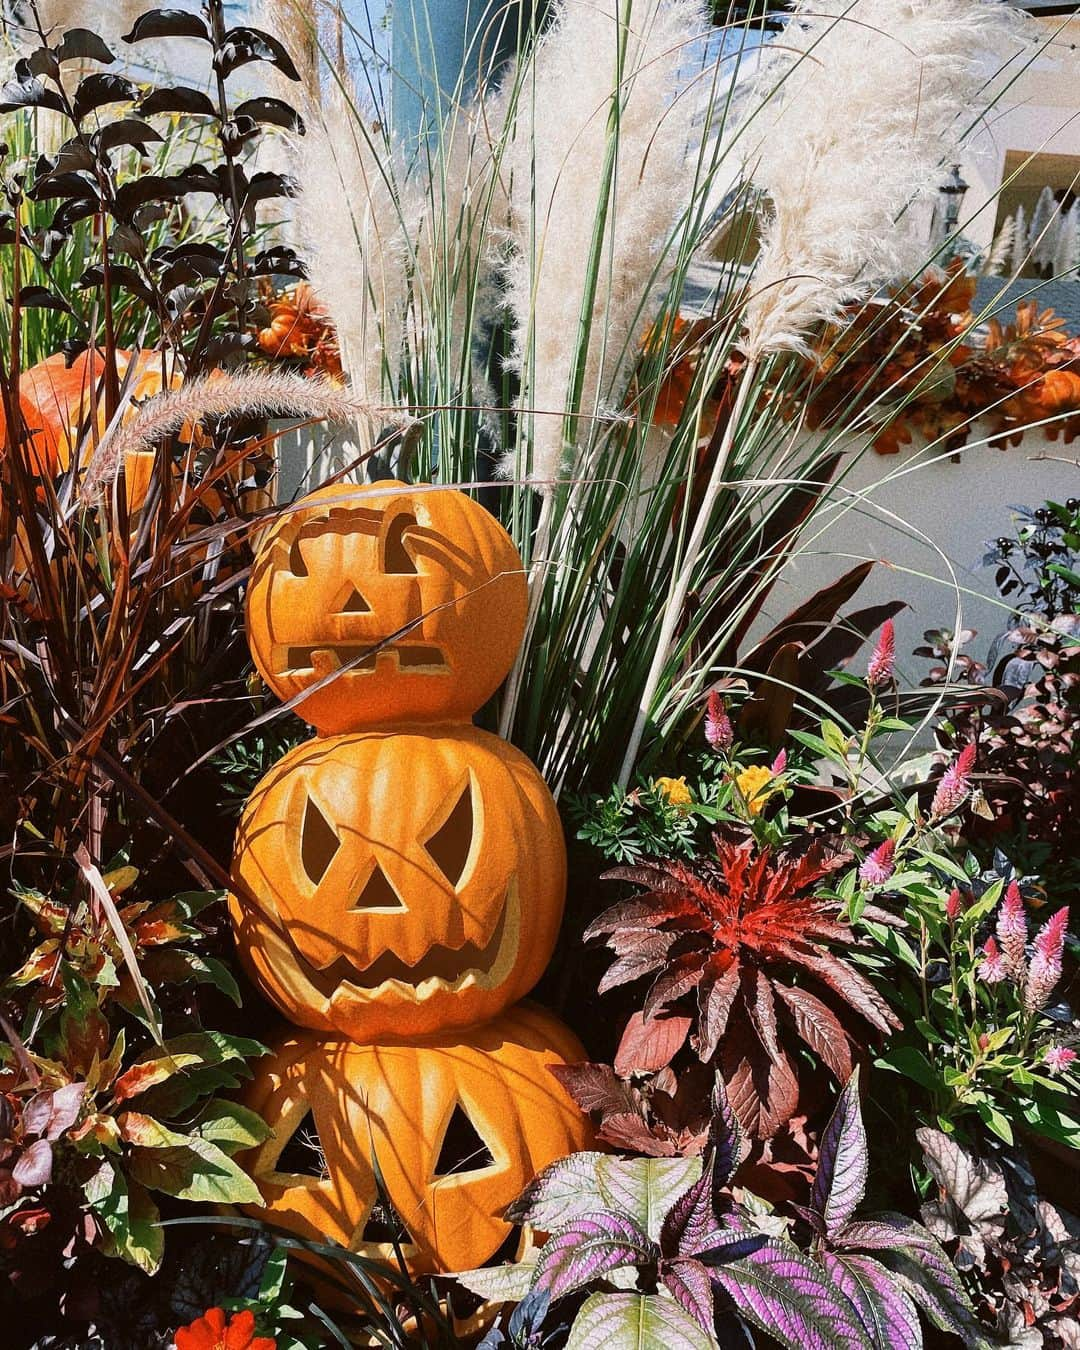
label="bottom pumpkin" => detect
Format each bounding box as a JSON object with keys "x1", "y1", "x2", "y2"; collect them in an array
[{"x1": 237, "y1": 1002, "x2": 593, "y2": 1281}]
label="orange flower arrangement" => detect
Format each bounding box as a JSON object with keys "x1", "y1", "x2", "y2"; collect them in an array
[{"x1": 174, "y1": 1307, "x2": 275, "y2": 1350}]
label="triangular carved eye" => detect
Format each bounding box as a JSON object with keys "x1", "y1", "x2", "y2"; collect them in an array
[
  {"x1": 273, "y1": 1108, "x2": 328, "y2": 1181},
  {"x1": 382, "y1": 512, "x2": 419, "y2": 574},
  {"x1": 351, "y1": 862, "x2": 406, "y2": 912},
  {"x1": 287, "y1": 534, "x2": 308, "y2": 576},
  {"x1": 433, "y1": 1102, "x2": 496, "y2": 1178},
  {"x1": 424, "y1": 781, "x2": 473, "y2": 889},
  {"x1": 362, "y1": 1195, "x2": 413, "y2": 1246},
  {"x1": 301, "y1": 795, "x2": 340, "y2": 886}
]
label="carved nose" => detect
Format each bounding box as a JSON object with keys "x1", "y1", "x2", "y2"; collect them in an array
[{"x1": 337, "y1": 585, "x2": 371, "y2": 614}]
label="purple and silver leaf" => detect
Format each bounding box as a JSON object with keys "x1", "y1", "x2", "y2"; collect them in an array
[
  {"x1": 596, "y1": 1155, "x2": 703, "y2": 1242},
  {"x1": 662, "y1": 1257, "x2": 717, "y2": 1336},
  {"x1": 708, "y1": 1238, "x2": 875, "y2": 1350},
  {"x1": 533, "y1": 1211, "x2": 656, "y2": 1302},
  {"x1": 566, "y1": 1292, "x2": 715, "y2": 1350},
  {"x1": 810, "y1": 1069, "x2": 868, "y2": 1239},
  {"x1": 846, "y1": 1218, "x2": 987, "y2": 1347},
  {"x1": 709, "y1": 1073, "x2": 743, "y2": 1190},
  {"x1": 823, "y1": 1251, "x2": 923, "y2": 1349},
  {"x1": 505, "y1": 1151, "x2": 608, "y2": 1227}
]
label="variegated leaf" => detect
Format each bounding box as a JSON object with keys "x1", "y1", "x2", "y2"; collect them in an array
[
  {"x1": 811, "y1": 1069, "x2": 867, "y2": 1237},
  {"x1": 597, "y1": 1155, "x2": 702, "y2": 1241},
  {"x1": 566, "y1": 1292, "x2": 715, "y2": 1350},
  {"x1": 823, "y1": 1251, "x2": 923, "y2": 1349},
  {"x1": 533, "y1": 1213, "x2": 656, "y2": 1301}
]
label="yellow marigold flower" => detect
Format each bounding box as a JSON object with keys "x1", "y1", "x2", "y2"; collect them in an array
[
  {"x1": 653, "y1": 775, "x2": 693, "y2": 807},
  {"x1": 734, "y1": 765, "x2": 779, "y2": 816}
]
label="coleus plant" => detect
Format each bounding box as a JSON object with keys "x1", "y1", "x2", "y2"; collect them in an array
[
  {"x1": 585, "y1": 838, "x2": 900, "y2": 1138},
  {"x1": 458, "y1": 1074, "x2": 985, "y2": 1349}
]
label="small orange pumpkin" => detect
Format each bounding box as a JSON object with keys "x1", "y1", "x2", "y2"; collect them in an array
[
  {"x1": 229, "y1": 725, "x2": 565, "y2": 1041},
  {"x1": 239, "y1": 1003, "x2": 592, "y2": 1276},
  {"x1": 245, "y1": 482, "x2": 527, "y2": 733}
]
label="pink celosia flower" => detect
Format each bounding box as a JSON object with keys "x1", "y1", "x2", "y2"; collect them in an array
[
  {"x1": 867, "y1": 619, "x2": 896, "y2": 689},
  {"x1": 977, "y1": 936, "x2": 1007, "y2": 984},
  {"x1": 1025, "y1": 908, "x2": 1068, "y2": 1014},
  {"x1": 996, "y1": 881, "x2": 1028, "y2": 983},
  {"x1": 930, "y1": 742, "x2": 976, "y2": 820},
  {"x1": 945, "y1": 888, "x2": 963, "y2": 922},
  {"x1": 771, "y1": 748, "x2": 787, "y2": 775},
  {"x1": 705, "y1": 691, "x2": 733, "y2": 751},
  {"x1": 859, "y1": 839, "x2": 896, "y2": 886},
  {"x1": 1043, "y1": 1045, "x2": 1077, "y2": 1074}
]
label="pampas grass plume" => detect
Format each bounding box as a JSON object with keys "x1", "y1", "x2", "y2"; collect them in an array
[
  {"x1": 502, "y1": 0, "x2": 711, "y2": 487},
  {"x1": 741, "y1": 0, "x2": 1029, "y2": 358}
]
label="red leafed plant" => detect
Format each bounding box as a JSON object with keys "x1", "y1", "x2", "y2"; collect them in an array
[{"x1": 586, "y1": 838, "x2": 901, "y2": 1139}]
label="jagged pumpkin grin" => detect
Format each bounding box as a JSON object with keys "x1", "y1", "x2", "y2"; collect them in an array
[
  {"x1": 283, "y1": 882, "x2": 519, "y2": 1003},
  {"x1": 281, "y1": 640, "x2": 450, "y2": 678}
]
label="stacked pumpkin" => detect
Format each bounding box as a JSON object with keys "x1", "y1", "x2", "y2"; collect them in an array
[{"x1": 229, "y1": 482, "x2": 591, "y2": 1285}]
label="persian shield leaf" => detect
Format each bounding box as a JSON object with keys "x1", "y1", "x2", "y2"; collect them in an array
[
  {"x1": 823, "y1": 1251, "x2": 923, "y2": 1350},
  {"x1": 533, "y1": 1212, "x2": 656, "y2": 1301},
  {"x1": 709, "y1": 1240, "x2": 875, "y2": 1350},
  {"x1": 597, "y1": 1156, "x2": 703, "y2": 1241},
  {"x1": 506, "y1": 1151, "x2": 609, "y2": 1228},
  {"x1": 810, "y1": 1069, "x2": 868, "y2": 1237},
  {"x1": 566, "y1": 1292, "x2": 715, "y2": 1350}
]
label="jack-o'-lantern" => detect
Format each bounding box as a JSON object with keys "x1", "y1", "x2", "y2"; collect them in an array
[
  {"x1": 239, "y1": 1003, "x2": 593, "y2": 1277},
  {"x1": 245, "y1": 482, "x2": 527, "y2": 733},
  {"x1": 229, "y1": 725, "x2": 565, "y2": 1041}
]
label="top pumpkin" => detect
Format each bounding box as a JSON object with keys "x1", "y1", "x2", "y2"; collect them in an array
[{"x1": 246, "y1": 482, "x2": 527, "y2": 733}]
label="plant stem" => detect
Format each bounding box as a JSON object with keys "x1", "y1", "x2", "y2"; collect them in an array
[{"x1": 618, "y1": 357, "x2": 759, "y2": 787}]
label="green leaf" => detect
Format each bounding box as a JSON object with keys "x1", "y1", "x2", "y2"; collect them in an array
[
  {"x1": 192, "y1": 1100, "x2": 272, "y2": 1156},
  {"x1": 876, "y1": 1045, "x2": 942, "y2": 1094},
  {"x1": 596, "y1": 1157, "x2": 702, "y2": 1242},
  {"x1": 83, "y1": 1161, "x2": 164, "y2": 1274},
  {"x1": 566, "y1": 1293, "x2": 714, "y2": 1350},
  {"x1": 973, "y1": 1099, "x2": 1013, "y2": 1144},
  {"x1": 122, "y1": 1114, "x2": 263, "y2": 1204}
]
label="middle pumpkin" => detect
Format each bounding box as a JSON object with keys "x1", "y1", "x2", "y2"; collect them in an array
[{"x1": 229, "y1": 724, "x2": 565, "y2": 1042}]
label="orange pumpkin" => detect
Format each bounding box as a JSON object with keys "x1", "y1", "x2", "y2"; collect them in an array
[
  {"x1": 229, "y1": 725, "x2": 565, "y2": 1041},
  {"x1": 245, "y1": 482, "x2": 527, "y2": 733},
  {"x1": 17, "y1": 348, "x2": 180, "y2": 481},
  {"x1": 239, "y1": 1004, "x2": 592, "y2": 1276}
]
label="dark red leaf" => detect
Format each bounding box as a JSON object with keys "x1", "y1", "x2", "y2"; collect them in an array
[{"x1": 615, "y1": 1010, "x2": 692, "y2": 1076}]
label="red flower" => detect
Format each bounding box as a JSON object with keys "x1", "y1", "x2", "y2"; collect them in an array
[
  {"x1": 705, "y1": 690, "x2": 733, "y2": 751},
  {"x1": 174, "y1": 1308, "x2": 276, "y2": 1350},
  {"x1": 930, "y1": 741, "x2": 976, "y2": 819},
  {"x1": 858, "y1": 839, "x2": 896, "y2": 886}
]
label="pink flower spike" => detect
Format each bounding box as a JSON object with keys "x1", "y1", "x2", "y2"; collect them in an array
[
  {"x1": 1044, "y1": 1045, "x2": 1077, "y2": 1074},
  {"x1": 705, "y1": 691, "x2": 733, "y2": 751},
  {"x1": 770, "y1": 748, "x2": 787, "y2": 776},
  {"x1": 977, "y1": 937, "x2": 1007, "y2": 985},
  {"x1": 946, "y1": 888, "x2": 963, "y2": 922},
  {"x1": 996, "y1": 881, "x2": 1028, "y2": 983},
  {"x1": 859, "y1": 839, "x2": 896, "y2": 887},
  {"x1": 867, "y1": 619, "x2": 896, "y2": 689},
  {"x1": 1025, "y1": 908, "x2": 1069, "y2": 1013},
  {"x1": 930, "y1": 742, "x2": 977, "y2": 819}
]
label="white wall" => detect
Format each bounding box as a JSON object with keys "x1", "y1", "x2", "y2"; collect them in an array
[{"x1": 757, "y1": 427, "x2": 1080, "y2": 693}]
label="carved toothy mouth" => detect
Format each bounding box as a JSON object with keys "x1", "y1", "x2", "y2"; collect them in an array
[
  {"x1": 280, "y1": 642, "x2": 450, "y2": 677},
  {"x1": 269, "y1": 881, "x2": 521, "y2": 1005}
]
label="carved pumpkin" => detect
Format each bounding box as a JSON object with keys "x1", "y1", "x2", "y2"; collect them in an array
[
  {"x1": 245, "y1": 482, "x2": 527, "y2": 733},
  {"x1": 239, "y1": 1003, "x2": 592, "y2": 1276},
  {"x1": 229, "y1": 725, "x2": 565, "y2": 1041}
]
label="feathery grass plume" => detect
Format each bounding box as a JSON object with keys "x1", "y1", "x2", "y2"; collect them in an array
[
  {"x1": 289, "y1": 80, "x2": 406, "y2": 422},
  {"x1": 739, "y1": 0, "x2": 1028, "y2": 359},
  {"x1": 501, "y1": 0, "x2": 712, "y2": 487},
  {"x1": 981, "y1": 214, "x2": 1015, "y2": 277},
  {"x1": 81, "y1": 372, "x2": 408, "y2": 502}
]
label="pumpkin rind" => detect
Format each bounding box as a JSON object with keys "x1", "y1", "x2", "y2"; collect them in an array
[
  {"x1": 239, "y1": 1004, "x2": 593, "y2": 1276},
  {"x1": 229, "y1": 725, "x2": 565, "y2": 1041},
  {"x1": 244, "y1": 482, "x2": 527, "y2": 733}
]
